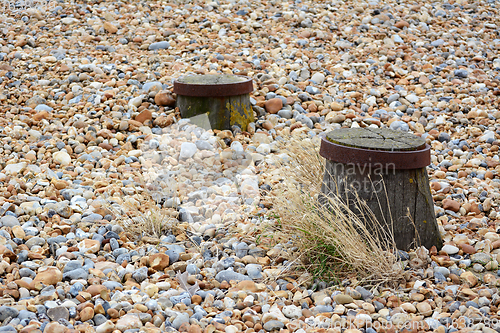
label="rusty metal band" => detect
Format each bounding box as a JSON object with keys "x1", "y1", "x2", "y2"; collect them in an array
[
  {"x1": 173, "y1": 76, "x2": 253, "y2": 97},
  {"x1": 319, "y1": 136, "x2": 431, "y2": 169}
]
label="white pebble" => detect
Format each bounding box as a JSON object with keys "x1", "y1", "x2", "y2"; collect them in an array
[
  {"x1": 282, "y1": 305, "x2": 302, "y2": 319},
  {"x1": 179, "y1": 142, "x2": 198, "y2": 159},
  {"x1": 3, "y1": 162, "x2": 27, "y2": 174},
  {"x1": 365, "y1": 96, "x2": 377, "y2": 106},
  {"x1": 311, "y1": 72, "x2": 325, "y2": 84},
  {"x1": 479, "y1": 130, "x2": 495, "y2": 142},
  {"x1": 441, "y1": 244, "x2": 459, "y2": 255},
  {"x1": 53, "y1": 151, "x2": 71, "y2": 166},
  {"x1": 406, "y1": 94, "x2": 419, "y2": 103},
  {"x1": 128, "y1": 95, "x2": 144, "y2": 108},
  {"x1": 256, "y1": 143, "x2": 271, "y2": 155}
]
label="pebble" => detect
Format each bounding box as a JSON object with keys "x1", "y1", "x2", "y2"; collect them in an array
[
  {"x1": 389, "y1": 120, "x2": 409, "y2": 131},
  {"x1": 282, "y1": 305, "x2": 302, "y2": 319},
  {"x1": 0, "y1": 306, "x2": 19, "y2": 321},
  {"x1": 416, "y1": 302, "x2": 433, "y2": 316},
  {"x1": 180, "y1": 142, "x2": 198, "y2": 159},
  {"x1": 154, "y1": 90, "x2": 176, "y2": 107},
  {"x1": 442, "y1": 244, "x2": 459, "y2": 255},
  {"x1": 52, "y1": 151, "x2": 71, "y2": 166},
  {"x1": 264, "y1": 98, "x2": 283, "y2": 114},
  {"x1": 148, "y1": 41, "x2": 170, "y2": 50},
  {"x1": 311, "y1": 72, "x2": 325, "y2": 85},
  {"x1": 216, "y1": 270, "x2": 252, "y2": 283},
  {"x1": 0, "y1": 216, "x2": 20, "y2": 227},
  {"x1": 47, "y1": 307, "x2": 69, "y2": 322},
  {"x1": 442, "y1": 199, "x2": 460, "y2": 212},
  {"x1": 172, "y1": 313, "x2": 190, "y2": 330},
  {"x1": 263, "y1": 320, "x2": 284, "y2": 331},
  {"x1": 335, "y1": 294, "x2": 354, "y2": 304}
]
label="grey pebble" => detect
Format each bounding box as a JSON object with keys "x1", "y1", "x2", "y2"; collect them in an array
[
  {"x1": 103, "y1": 281, "x2": 122, "y2": 290},
  {"x1": 454, "y1": 69, "x2": 468, "y2": 78},
  {"x1": 215, "y1": 270, "x2": 251, "y2": 283},
  {"x1": 19, "y1": 268, "x2": 36, "y2": 278},
  {"x1": 145, "y1": 300, "x2": 158, "y2": 311},
  {"x1": 172, "y1": 313, "x2": 190, "y2": 330},
  {"x1": 93, "y1": 314, "x2": 107, "y2": 326},
  {"x1": 63, "y1": 260, "x2": 82, "y2": 273},
  {"x1": 132, "y1": 267, "x2": 148, "y2": 283},
  {"x1": 471, "y1": 253, "x2": 491, "y2": 265},
  {"x1": 63, "y1": 268, "x2": 88, "y2": 281},
  {"x1": 434, "y1": 266, "x2": 450, "y2": 277},
  {"x1": 387, "y1": 93, "x2": 400, "y2": 104},
  {"x1": 0, "y1": 306, "x2": 19, "y2": 321},
  {"x1": 263, "y1": 320, "x2": 285, "y2": 331},
  {"x1": 389, "y1": 120, "x2": 409, "y2": 131},
  {"x1": 34, "y1": 104, "x2": 53, "y2": 112},
  {"x1": 355, "y1": 286, "x2": 373, "y2": 300},
  {"x1": 473, "y1": 263, "x2": 484, "y2": 272},
  {"x1": 110, "y1": 238, "x2": 119, "y2": 251},
  {"x1": 149, "y1": 41, "x2": 170, "y2": 50},
  {"x1": 0, "y1": 215, "x2": 20, "y2": 227},
  {"x1": 278, "y1": 109, "x2": 293, "y2": 119},
  {"x1": 142, "y1": 81, "x2": 162, "y2": 92},
  {"x1": 47, "y1": 235, "x2": 67, "y2": 245},
  {"x1": 47, "y1": 306, "x2": 69, "y2": 322},
  {"x1": 17, "y1": 310, "x2": 36, "y2": 320},
  {"x1": 305, "y1": 86, "x2": 320, "y2": 95},
  {"x1": 478, "y1": 297, "x2": 490, "y2": 307},
  {"x1": 186, "y1": 264, "x2": 200, "y2": 275},
  {"x1": 246, "y1": 264, "x2": 263, "y2": 279},
  {"x1": 25, "y1": 236, "x2": 45, "y2": 249}
]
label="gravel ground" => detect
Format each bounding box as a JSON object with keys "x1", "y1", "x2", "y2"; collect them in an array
[{"x1": 1, "y1": 0, "x2": 500, "y2": 332}]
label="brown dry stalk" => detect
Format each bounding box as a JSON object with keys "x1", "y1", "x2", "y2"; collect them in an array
[
  {"x1": 270, "y1": 134, "x2": 403, "y2": 285},
  {"x1": 106, "y1": 189, "x2": 179, "y2": 242}
]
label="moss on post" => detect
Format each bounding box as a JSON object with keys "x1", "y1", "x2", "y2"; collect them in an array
[
  {"x1": 177, "y1": 94, "x2": 253, "y2": 131},
  {"x1": 174, "y1": 74, "x2": 254, "y2": 131}
]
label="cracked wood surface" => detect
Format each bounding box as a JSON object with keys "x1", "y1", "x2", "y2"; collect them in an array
[{"x1": 326, "y1": 128, "x2": 426, "y2": 151}]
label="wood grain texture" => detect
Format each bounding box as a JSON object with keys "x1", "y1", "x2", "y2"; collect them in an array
[
  {"x1": 177, "y1": 94, "x2": 254, "y2": 131},
  {"x1": 326, "y1": 127, "x2": 426, "y2": 151},
  {"x1": 320, "y1": 133, "x2": 443, "y2": 251}
]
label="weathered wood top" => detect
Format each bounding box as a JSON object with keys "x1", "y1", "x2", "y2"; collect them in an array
[
  {"x1": 176, "y1": 74, "x2": 249, "y2": 85},
  {"x1": 326, "y1": 128, "x2": 426, "y2": 151},
  {"x1": 174, "y1": 74, "x2": 253, "y2": 97}
]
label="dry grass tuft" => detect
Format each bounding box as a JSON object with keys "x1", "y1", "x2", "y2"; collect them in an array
[
  {"x1": 270, "y1": 134, "x2": 403, "y2": 286},
  {"x1": 107, "y1": 187, "x2": 180, "y2": 242},
  {"x1": 275, "y1": 135, "x2": 325, "y2": 193}
]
